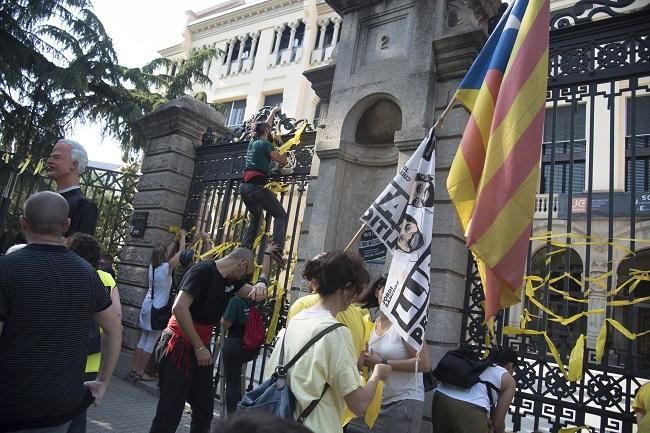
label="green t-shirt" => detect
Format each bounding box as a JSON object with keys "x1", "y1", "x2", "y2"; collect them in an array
[
  {"x1": 244, "y1": 138, "x2": 275, "y2": 174},
  {"x1": 223, "y1": 296, "x2": 253, "y2": 339}
]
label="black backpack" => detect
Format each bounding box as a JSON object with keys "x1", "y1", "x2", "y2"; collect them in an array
[{"x1": 433, "y1": 349, "x2": 500, "y2": 406}]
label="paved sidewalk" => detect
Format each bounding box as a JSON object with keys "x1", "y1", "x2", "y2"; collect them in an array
[{"x1": 87, "y1": 376, "x2": 211, "y2": 433}]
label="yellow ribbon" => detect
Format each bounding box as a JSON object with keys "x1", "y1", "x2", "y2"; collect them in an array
[
  {"x1": 265, "y1": 181, "x2": 289, "y2": 194},
  {"x1": 2, "y1": 152, "x2": 9, "y2": 164},
  {"x1": 278, "y1": 123, "x2": 308, "y2": 154},
  {"x1": 596, "y1": 318, "x2": 650, "y2": 363},
  {"x1": 199, "y1": 242, "x2": 238, "y2": 260},
  {"x1": 567, "y1": 334, "x2": 585, "y2": 381},
  {"x1": 559, "y1": 426, "x2": 591, "y2": 433},
  {"x1": 265, "y1": 283, "x2": 285, "y2": 344},
  {"x1": 32, "y1": 159, "x2": 44, "y2": 175},
  {"x1": 504, "y1": 326, "x2": 567, "y2": 377},
  {"x1": 17, "y1": 155, "x2": 32, "y2": 175}
]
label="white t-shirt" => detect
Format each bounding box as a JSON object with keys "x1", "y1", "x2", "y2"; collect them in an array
[
  {"x1": 435, "y1": 365, "x2": 507, "y2": 413},
  {"x1": 138, "y1": 263, "x2": 172, "y2": 330},
  {"x1": 368, "y1": 323, "x2": 424, "y2": 404},
  {"x1": 266, "y1": 308, "x2": 362, "y2": 433}
]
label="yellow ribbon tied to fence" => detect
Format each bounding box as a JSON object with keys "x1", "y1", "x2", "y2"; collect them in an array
[
  {"x1": 558, "y1": 426, "x2": 592, "y2": 433},
  {"x1": 596, "y1": 318, "x2": 650, "y2": 363},
  {"x1": 265, "y1": 282, "x2": 285, "y2": 345},
  {"x1": 278, "y1": 123, "x2": 308, "y2": 154},
  {"x1": 17, "y1": 155, "x2": 32, "y2": 175},
  {"x1": 503, "y1": 326, "x2": 567, "y2": 378},
  {"x1": 265, "y1": 181, "x2": 289, "y2": 194}
]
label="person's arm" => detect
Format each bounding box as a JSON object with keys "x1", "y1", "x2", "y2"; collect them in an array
[
  {"x1": 270, "y1": 149, "x2": 288, "y2": 167},
  {"x1": 491, "y1": 372, "x2": 516, "y2": 433},
  {"x1": 109, "y1": 286, "x2": 122, "y2": 320},
  {"x1": 167, "y1": 230, "x2": 187, "y2": 272},
  {"x1": 266, "y1": 106, "x2": 280, "y2": 127},
  {"x1": 172, "y1": 290, "x2": 213, "y2": 366},
  {"x1": 344, "y1": 363, "x2": 392, "y2": 416},
  {"x1": 85, "y1": 304, "x2": 122, "y2": 405}
]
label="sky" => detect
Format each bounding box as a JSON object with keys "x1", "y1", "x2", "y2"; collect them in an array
[{"x1": 69, "y1": 0, "x2": 221, "y2": 165}]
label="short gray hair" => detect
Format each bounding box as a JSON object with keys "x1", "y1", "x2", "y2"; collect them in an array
[
  {"x1": 57, "y1": 139, "x2": 88, "y2": 173},
  {"x1": 23, "y1": 191, "x2": 69, "y2": 236}
]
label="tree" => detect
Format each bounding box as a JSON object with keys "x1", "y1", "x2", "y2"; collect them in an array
[{"x1": 0, "y1": 0, "x2": 223, "y2": 163}]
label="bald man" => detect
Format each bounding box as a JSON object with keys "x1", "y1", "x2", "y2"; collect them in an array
[
  {"x1": 149, "y1": 245, "x2": 272, "y2": 433},
  {"x1": 0, "y1": 191, "x2": 122, "y2": 433}
]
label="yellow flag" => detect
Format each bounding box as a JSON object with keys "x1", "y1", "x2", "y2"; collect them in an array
[{"x1": 278, "y1": 123, "x2": 308, "y2": 154}]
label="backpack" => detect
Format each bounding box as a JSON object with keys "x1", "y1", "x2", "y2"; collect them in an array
[
  {"x1": 433, "y1": 349, "x2": 499, "y2": 406},
  {"x1": 242, "y1": 303, "x2": 265, "y2": 351},
  {"x1": 238, "y1": 323, "x2": 343, "y2": 423}
]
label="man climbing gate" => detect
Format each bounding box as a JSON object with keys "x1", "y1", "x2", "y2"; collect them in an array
[{"x1": 240, "y1": 106, "x2": 288, "y2": 266}]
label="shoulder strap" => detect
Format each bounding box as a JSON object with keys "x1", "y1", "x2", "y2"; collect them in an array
[
  {"x1": 150, "y1": 266, "x2": 155, "y2": 300},
  {"x1": 480, "y1": 380, "x2": 500, "y2": 407},
  {"x1": 277, "y1": 323, "x2": 344, "y2": 375},
  {"x1": 296, "y1": 383, "x2": 329, "y2": 424}
]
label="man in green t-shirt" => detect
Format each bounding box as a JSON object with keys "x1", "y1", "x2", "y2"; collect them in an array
[{"x1": 240, "y1": 107, "x2": 288, "y2": 265}]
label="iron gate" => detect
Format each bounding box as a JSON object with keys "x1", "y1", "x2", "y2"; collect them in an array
[
  {"x1": 460, "y1": 2, "x2": 650, "y2": 432},
  {"x1": 182, "y1": 116, "x2": 316, "y2": 397}
]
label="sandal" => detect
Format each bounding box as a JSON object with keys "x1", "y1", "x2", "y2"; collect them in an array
[{"x1": 128, "y1": 371, "x2": 143, "y2": 382}]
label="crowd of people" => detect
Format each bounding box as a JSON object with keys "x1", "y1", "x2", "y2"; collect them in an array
[{"x1": 1, "y1": 132, "x2": 648, "y2": 433}]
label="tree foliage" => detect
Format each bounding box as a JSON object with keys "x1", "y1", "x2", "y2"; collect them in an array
[{"x1": 0, "y1": 0, "x2": 222, "y2": 163}]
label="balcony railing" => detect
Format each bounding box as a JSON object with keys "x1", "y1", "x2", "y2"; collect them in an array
[{"x1": 534, "y1": 194, "x2": 559, "y2": 219}]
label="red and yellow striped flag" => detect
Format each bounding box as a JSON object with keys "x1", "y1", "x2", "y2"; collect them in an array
[{"x1": 446, "y1": 0, "x2": 550, "y2": 320}]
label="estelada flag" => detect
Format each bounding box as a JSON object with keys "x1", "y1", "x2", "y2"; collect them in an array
[{"x1": 446, "y1": 0, "x2": 550, "y2": 320}]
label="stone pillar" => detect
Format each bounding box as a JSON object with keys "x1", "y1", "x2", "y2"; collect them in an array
[
  {"x1": 331, "y1": 18, "x2": 342, "y2": 48},
  {"x1": 250, "y1": 32, "x2": 259, "y2": 59},
  {"x1": 224, "y1": 38, "x2": 235, "y2": 74},
  {"x1": 270, "y1": 25, "x2": 285, "y2": 66},
  {"x1": 318, "y1": 19, "x2": 329, "y2": 50},
  {"x1": 282, "y1": 22, "x2": 299, "y2": 64},
  {"x1": 117, "y1": 96, "x2": 227, "y2": 368}
]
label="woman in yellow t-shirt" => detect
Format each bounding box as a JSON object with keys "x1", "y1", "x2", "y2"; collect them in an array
[{"x1": 266, "y1": 251, "x2": 391, "y2": 433}]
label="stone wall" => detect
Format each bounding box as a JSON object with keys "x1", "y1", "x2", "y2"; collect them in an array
[{"x1": 116, "y1": 96, "x2": 227, "y2": 351}]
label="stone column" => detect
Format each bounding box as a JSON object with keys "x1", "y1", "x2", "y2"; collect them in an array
[
  {"x1": 331, "y1": 18, "x2": 342, "y2": 48},
  {"x1": 318, "y1": 19, "x2": 329, "y2": 51},
  {"x1": 282, "y1": 22, "x2": 299, "y2": 64},
  {"x1": 250, "y1": 32, "x2": 259, "y2": 59},
  {"x1": 116, "y1": 96, "x2": 227, "y2": 373},
  {"x1": 271, "y1": 25, "x2": 285, "y2": 65},
  {"x1": 224, "y1": 38, "x2": 235, "y2": 74}
]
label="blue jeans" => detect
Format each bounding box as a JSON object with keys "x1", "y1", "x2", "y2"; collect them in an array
[{"x1": 239, "y1": 182, "x2": 287, "y2": 250}]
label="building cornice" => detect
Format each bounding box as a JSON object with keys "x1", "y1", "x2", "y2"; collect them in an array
[
  {"x1": 187, "y1": 0, "x2": 307, "y2": 38},
  {"x1": 159, "y1": 43, "x2": 184, "y2": 57}
]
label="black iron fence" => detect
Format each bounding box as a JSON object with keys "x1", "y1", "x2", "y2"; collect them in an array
[
  {"x1": 182, "y1": 126, "x2": 316, "y2": 400},
  {"x1": 0, "y1": 163, "x2": 138, "y2": 258},
  {"x1": 460, "y1": 3, "x2": 650, "y2": 432}
]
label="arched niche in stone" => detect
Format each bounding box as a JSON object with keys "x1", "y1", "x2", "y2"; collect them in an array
[
  {"x1": 339, "y1": 93, "x2": 402, "y2": 166},
  {"x1": 613, "y1": 249, "x2": 650, "y2": 374},
  {"x1": 528, "y1": 246, "x2": 585, "y2": 354}
]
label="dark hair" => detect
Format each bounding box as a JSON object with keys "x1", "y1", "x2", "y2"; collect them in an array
[
  {"x1": 302, "y1": 252, "x2": 328, "y2": 282},
  {"x1": 253, "y1": 122, "x2": 271, "y2": 139},
  {"x1": 211, "y1": 412, "x2": 313, "y2": 433},
  {"x1": 180, "y1": 249, "x2": 194, "y2": 266},
  {"x1": 150, "y1": 245, "x2": 166, "y2": 268},
  {"x1": 359, "y1": 274, "x2": 387, "y2": 309},
  {"x1": 492, "y1": 346, "x2": 519, "y2": 368},
  {"x1": 65, "y1": 233, "x2": 101, "y2": 267},
  {"x1": 310, "y1": 250, "x2": 367, "y2": 297},
  {"x1": 397, "y1": 214, "x2": 425, "y2": 253}
]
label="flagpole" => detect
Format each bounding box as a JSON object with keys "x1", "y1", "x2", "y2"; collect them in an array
[
  {"x1": 344, "y1": 224, "x2": 366, "y2": 252},
  {"x1": 433, "y1": 96, "x2": 457, "y2": 130}
]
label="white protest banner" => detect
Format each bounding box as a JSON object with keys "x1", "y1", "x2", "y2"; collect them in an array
[{"x1": 360, "y1": 128, "x2": 436, "y2": 350}]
